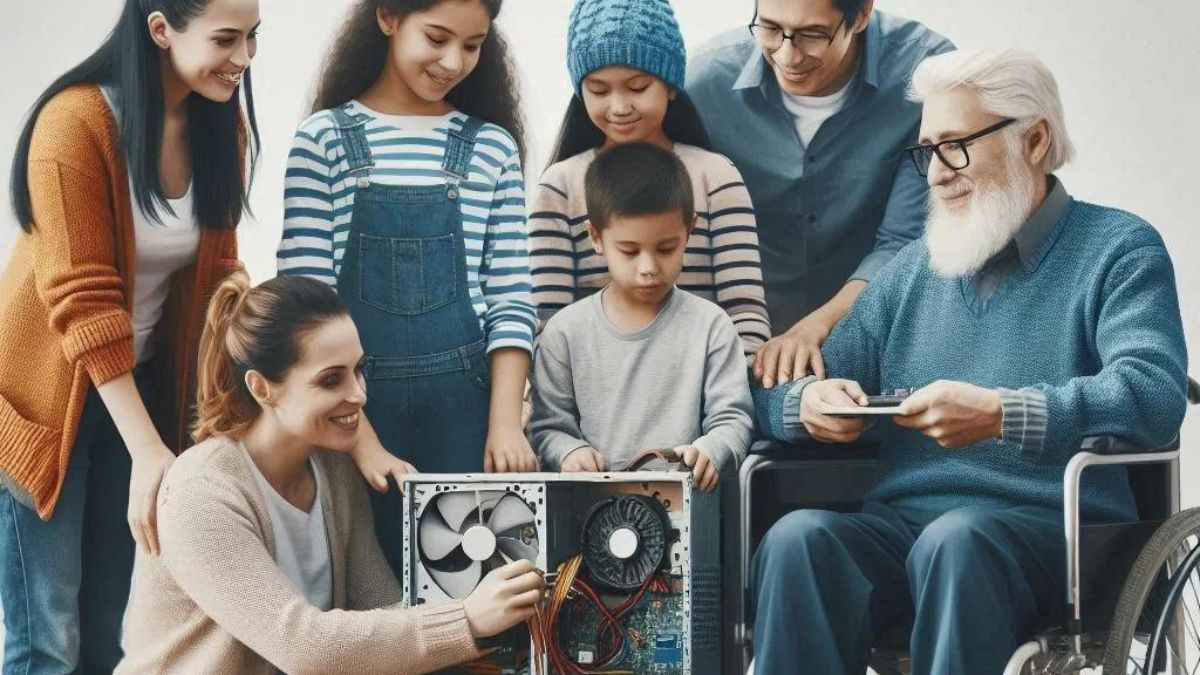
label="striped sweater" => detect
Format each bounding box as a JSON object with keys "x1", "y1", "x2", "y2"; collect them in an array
[
  {"x1": 528, "y1": 144, "x2": 771, "y2": 355},
  {"x1": 278, "y1": 101, "x2": 536, "y2": 354}
]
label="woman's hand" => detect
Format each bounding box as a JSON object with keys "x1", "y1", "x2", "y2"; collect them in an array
[
  {"x1": 128, "y1": 443, "x2": 175, "y2": 555},
  {"x1": 464, "y1": 559, "x2": 545, "y2": 638}
]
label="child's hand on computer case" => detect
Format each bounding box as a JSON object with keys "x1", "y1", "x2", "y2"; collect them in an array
[
  {"x1": 676, "y1": 445, "x2": 719, "y2": 492},
  {"x1": 350, "y1": 435, "x2": 418, "y2": 493},
  {"x1": 484, "y1": 426, "x2": 539, "y2": 473},
  {"x1": 561, "y1": 446, "x2": 606, "y2": 472}
]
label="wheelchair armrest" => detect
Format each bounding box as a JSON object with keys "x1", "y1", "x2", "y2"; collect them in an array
[
  {"x1": 1079, "y1": 435, "x2": 1181, "y2": 455},
  {"x1": 1062, "y1": 437, "x2": 1181, "y2": 639},
  {"x1": 750, "y1": 438, "x2": 879, "y2": 461}
]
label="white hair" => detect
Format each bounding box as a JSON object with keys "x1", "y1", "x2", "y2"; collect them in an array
[{"x1": 909, "y1": 46, "x2": 1076, "y2": 172}]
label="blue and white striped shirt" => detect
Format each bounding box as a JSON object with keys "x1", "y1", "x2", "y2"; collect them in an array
[{"x1": 278, "y1": 101, "x2": 536, "y2": 354}]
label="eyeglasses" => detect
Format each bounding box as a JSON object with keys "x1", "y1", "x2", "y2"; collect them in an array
[
  {"x1": 747, "y1": 20, "x2": 842, "y2": 57},
  {"x1": 905, "y1": 118, "x2": 1017, "y2": 177}
]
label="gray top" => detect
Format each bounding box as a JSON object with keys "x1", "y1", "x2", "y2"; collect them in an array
[{"x1": 529, "y1": 288, "x2": 754, "y2": 475}]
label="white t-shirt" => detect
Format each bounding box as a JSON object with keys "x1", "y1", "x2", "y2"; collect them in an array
[
  {"x1": 130, "y1": 185, "x2": 199, "y2": 362},
  {"x1": 780, "y1": 78, "x2": 853, "y2": 148},
  {"x1": 241, "y1": 443, "x2": 333, "y2": 611},
  {"x1": 99, "y1": 86, "x2": 200, "y2": 362}
]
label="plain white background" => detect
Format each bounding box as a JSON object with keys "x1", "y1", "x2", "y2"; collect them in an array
[{"x1": 0, "y1": 0, "x2": 1197, "y2": 660}]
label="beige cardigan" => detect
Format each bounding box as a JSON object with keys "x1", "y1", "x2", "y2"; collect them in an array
[{"x1": 117, "y1": 436, "x2": 482, "y2": 674}]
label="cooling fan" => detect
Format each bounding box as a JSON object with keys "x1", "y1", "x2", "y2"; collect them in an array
[
  {"x1": 582, "y1": 494, "x2": 673, "y2": 590},
  {"x1": 418, "y1": 490, "x2": 540, "y2": 599}
]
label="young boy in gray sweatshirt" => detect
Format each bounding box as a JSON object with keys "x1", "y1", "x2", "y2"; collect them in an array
[{"x1": 529, "y1": 143, "x2": 754, "y2": 491}]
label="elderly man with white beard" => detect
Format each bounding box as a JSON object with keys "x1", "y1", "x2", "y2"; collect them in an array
[{"x1": 747, "y1": 47, "x2": 1189, "y2": 674}]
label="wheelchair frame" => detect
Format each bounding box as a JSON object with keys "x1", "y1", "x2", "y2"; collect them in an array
[{"x1": 735, "y1": 435, "x2": 1184, "y2": 675}]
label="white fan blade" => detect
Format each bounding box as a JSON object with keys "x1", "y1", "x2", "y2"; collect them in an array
[
  {"x1": 489, "y1": 494, "x2": 537, "y2": 534},
  {"x1": 436, "y1": 492, "x2": 481, "y2": 531},
  {"x1": 475, "y1": 490, "x2": 507, "y2": 510},
  {"x1": 436, "y1": 490, "x2": 506, "y2": 531},
  {"x1": 496, "y1": 536, "x2": 538, "y2": 564},
  {"x1": 419, "y1": 510, "x2": 464, "y2": 561},
  {"x1": 429, "y1": 561, "x2": 482, "y2": 600}
]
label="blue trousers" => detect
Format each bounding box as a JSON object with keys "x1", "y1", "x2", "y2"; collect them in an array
[
  {"x1": 751, "y1": 502, "x2": 1064, "y2": 674},
  {"x1": 0, "y1": 369, "x2": 159, "y2": 674}
]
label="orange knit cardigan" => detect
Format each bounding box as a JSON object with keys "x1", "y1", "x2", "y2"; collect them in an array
[{"x1": 0, "y1": 84, "x2": 241, "y2": 519}]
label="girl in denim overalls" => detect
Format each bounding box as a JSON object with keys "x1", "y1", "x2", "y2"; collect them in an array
[{"x1": 277, "y1": 0, "x2": 537, "y2": 573}]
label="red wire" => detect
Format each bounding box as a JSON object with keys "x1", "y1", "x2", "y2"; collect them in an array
[
  {"x1": 593, "y1": 573, "x2": 656, "y2": 667},
  {"x1": 542, "y1": 561, "x2": 667, "y2": 673}
]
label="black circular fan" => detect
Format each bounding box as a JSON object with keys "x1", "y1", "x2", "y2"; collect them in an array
[{"x1": 582, "y1": 495, "x2": 671, "y2": 591}]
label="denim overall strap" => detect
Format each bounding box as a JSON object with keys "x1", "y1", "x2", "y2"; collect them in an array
[
  {"x1": 330, "y1": 105, "x2": 374, "y2": 189},
  {"x1": 333, "y1": 110, "x2": 492, "y2": 480},
  {"x1": 441, "y1": 116, "x2": 486, "y2": 199}
]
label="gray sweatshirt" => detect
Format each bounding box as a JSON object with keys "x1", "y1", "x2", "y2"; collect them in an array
[{"x1": 529, "y1": 287, "x2": 754, "y2": 475}]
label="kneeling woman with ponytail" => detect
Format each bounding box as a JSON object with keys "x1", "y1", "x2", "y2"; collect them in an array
[{"x1": 117, "y1": 271, "x2": 544, "y2": 674}]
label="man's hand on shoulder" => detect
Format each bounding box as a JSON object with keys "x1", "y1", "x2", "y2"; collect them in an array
[{"x1": 893, "y1": 380, "x2": 1003, "y2": 449}]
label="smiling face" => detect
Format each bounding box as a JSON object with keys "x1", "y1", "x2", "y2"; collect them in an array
[
  {"x1": 151, "y1": 0, "x2": 260, "y2": 103},
  {"x1": 919, "y1": 86, "x2": 1021, "y2": 212},
  {"x1": 378, "y1": 0, "x2": 490, "y2": 108},
  {"x1": 754, "y1": 0, "x2": 869, "y2": 97},
  {"x1": 919, "y1": 86, "x2": 1038, "y2": 277},
  {"x1": 580, "y1": 66, "x2": 675, "y2": 148},
  {"x1": 249, "y1": 315, "x2": 368, "y2": 453}
]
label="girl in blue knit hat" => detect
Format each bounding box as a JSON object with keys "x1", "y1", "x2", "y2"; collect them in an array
[
  {"x1": 276, "y1": 0, "x2": 539, "y2": 577},
  {"x1": 529, "y1": 0, "x2": 772, "y2": 358}
]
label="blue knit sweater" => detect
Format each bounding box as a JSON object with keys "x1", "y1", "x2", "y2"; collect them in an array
[{"x1": 755, "y1": 199, "x2": 1189, "y2": 524}]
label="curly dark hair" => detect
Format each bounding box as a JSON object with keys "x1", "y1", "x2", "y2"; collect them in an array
[{"x1": 312, "y1": 0, "x2": 525, "y2": 163}]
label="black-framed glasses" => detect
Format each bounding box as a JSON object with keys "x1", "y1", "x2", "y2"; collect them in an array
[
  {"x1": 748, "y1": 19, "x2": 842, "y2": 56},
  {"x1": 905, "y1": 118, "x2": 1017, "y2": 177}
]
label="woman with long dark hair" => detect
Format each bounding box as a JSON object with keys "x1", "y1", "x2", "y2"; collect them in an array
[
  {"x1": 0, "y1": 0, "x2": 259, "y2": 670},
  {"x1": 276, "y1": 0, "x2": 539, "y2": 578},
  {"x1": 530, "y1": 0, "x2": 772, "y2": 357}
]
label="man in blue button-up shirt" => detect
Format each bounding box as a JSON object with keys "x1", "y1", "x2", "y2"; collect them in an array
[{"x1": 687, "y1": 0, "x2": 952, "y2": 387}]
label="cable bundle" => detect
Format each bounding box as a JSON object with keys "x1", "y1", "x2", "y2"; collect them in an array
[{"x1": 530, "y1": 554, "x2": 665, "y2": 675}]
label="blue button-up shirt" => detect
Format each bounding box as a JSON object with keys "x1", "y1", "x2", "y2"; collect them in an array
[{"x1": 686, "y1": 12, "x2": 953, "y2": 331}]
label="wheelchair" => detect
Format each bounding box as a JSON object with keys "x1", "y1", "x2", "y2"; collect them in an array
[{"x1": 735, "y1": 376, "x2": 1200, "y2": 674}]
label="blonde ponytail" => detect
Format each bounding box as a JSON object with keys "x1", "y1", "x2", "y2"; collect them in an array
[
  {"x1": 192, "y1": 270, "x2": 256, "y2": 442},
  {"x1": 190, "y1": 271, "x2": 350, "y2": 444}
]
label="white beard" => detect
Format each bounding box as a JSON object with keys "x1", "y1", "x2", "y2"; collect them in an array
[{"x1": 924, "y1": 151, "x2": 1037, "y2": 278}]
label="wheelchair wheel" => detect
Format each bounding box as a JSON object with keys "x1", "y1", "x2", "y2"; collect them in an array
[{"x1": 1103, "y1": 507, "x2": 1200, "y2": 674}]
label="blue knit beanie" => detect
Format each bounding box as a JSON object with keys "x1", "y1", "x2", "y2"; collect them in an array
[{"x1": 566, "y1": 0, "x2": 687, "y2": 93}]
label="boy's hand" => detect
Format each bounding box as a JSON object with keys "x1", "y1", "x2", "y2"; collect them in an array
[
  {"x1": 561, "y1": 447, "x2": 605, "y2": 472},
  {"x1": 485, "y1": 425, "x2": 539, "y2": 473},
  {"x1": 676, "y1": 444, "x2": 719, "y2": 492},
  {"x1": 351, "y1": 437, "x2": 418, "y2": 493}
]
